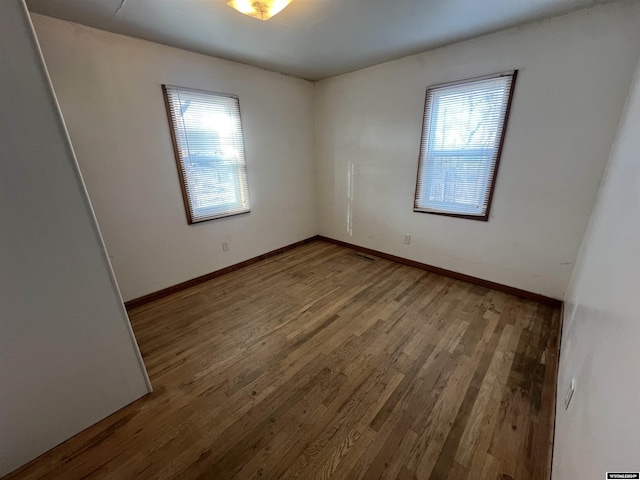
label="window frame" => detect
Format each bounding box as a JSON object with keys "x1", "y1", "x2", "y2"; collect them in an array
[
  {"x1": 413, "y1": 70, "x2": 518, "y2": 221},
  {"x1": 162, "y1": 84, "x2": 251, "y2": 225}
]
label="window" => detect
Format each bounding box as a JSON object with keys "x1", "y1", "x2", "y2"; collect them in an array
[
  {"x1": 414, "y1": 71, "x2": 517, "y2": 220},
  {"x1": 163, "y1": 85, "x2": 250, "y2": 224}
]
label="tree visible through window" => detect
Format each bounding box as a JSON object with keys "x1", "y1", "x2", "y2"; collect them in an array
[
  {"x1": 414, "y1": 71, "x2": 517, "y2": 220},
  {"x1": 163, "y1": 85, "x2": 250, "y2": 224}
]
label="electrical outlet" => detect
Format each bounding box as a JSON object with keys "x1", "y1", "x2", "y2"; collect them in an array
[
  {"x1": 222, "y1": 241, "x2": 229, "y2": 252},
  {"x1": 564, "y1": 378, "x2": 576, "y2": 410},
  {"x1": 403, "y1": 234, "x2": 411, "y2": 245}
]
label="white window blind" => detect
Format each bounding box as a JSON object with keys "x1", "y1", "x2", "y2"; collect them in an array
[
  {"x1": 414, "y1": 71, "x2": 516, "y2": 219},
  {"x1": 163, "y1": 85, "x2": 250, "y2": 224}
]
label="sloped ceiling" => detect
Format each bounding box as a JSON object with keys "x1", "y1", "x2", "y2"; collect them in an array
[{"x1": 27, "y1": 0, "x2": 615, "y2": 80}]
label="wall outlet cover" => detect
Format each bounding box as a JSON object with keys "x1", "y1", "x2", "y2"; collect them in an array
[{"x1": 565, "y1": 378, "x2": 576, "y2": 410}]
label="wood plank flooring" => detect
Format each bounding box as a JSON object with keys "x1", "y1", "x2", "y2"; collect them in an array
[{"x1": 4, "y1": 241, "x2": 561, "y2": 480}]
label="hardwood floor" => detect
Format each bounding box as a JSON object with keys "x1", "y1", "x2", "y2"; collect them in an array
[{"x1": 4, "y1": 240, "x2": 561, "y2": 480}]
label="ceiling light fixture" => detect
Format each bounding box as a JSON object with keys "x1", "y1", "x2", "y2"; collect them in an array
[{"x1": 227, "y1": 0, "x2": 293, "y2": 21}]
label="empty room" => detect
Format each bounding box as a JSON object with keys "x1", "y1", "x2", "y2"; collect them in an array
[{"x1": 1, "y1": 0, "x2": 640, "y2": 478}]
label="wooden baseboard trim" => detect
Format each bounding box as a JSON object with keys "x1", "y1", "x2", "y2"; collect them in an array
[
  {"x1": 124, "y1": 236, "x2": 321, "y2": 310},
  {"x1": 318, "y1": 235, "x2": 562, "y2": 308},
  {"x1": 126, "y1": 234, "x2": 561, "y2": 310}
]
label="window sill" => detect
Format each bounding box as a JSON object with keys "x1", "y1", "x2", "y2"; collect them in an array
[{"x1": 413, "y1": 208, "x2": 489, "y2": 222}]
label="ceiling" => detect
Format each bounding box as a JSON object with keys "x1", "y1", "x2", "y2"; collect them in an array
[{"x1": 27, "y1": 0, "x2": 615, "y2": 80}]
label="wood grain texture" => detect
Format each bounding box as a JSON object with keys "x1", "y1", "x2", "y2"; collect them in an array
[
  {"x1": 318, "y1": 236, "x2": 561, "y2": 308},
  {"x1": 3, "y1": 240, "x2": 561, "y2": 480},
  {"x1": 124, "y1": 236, "x2": 320, "y2": 310}
]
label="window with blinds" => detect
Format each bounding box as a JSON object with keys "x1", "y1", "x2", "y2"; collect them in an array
[
  {"x1": 414, "y1": 71, "x2": 517, "y2": 220},
  {"x1": 163, "y1": 85, "x2": 250, "y2": 224}
]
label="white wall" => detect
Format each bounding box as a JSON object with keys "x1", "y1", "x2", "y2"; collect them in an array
[
  {"x1": 31, "y1": 14, "x2": 317, "y2": 302},
  {"x1": 314, "y1": 1, "x2": 640, "y2": 299},
  {"x1": 553, "y1": 52, "x2": 640, "y2": 479},
  {"x1": 0, "y1": 1, "x2": 150, "y2": 476}
]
